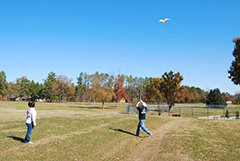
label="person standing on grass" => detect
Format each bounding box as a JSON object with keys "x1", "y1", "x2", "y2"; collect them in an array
[
  {"x1": 135, "y1": 100, "x2": 152, "y2": 137},
  {"x1": 25, "y1": 101, "x2": 37, "y2": 144}
]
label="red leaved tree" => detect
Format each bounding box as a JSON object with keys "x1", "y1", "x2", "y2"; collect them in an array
[{"x1": 114, "y1": 75, "x2": 129, "y2": 109}]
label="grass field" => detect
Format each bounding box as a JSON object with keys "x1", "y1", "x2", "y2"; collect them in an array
[{"x1": 0, "y1": 102, "x2": 240, "y2": 161}]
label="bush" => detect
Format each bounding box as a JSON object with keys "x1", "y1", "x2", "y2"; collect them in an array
[
  {"x1": 225, "y1": 110, "x2": 229, "y2": 118},
  {"x1": 236, "y1": 111, "x2": 239, "y2": 119}
]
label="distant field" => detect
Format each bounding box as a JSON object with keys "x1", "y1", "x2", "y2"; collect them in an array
[{"x1": 0, "y1": 102, "x2": 240, "y2": 161}]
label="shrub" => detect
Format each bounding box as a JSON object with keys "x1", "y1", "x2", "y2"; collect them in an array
[
  {"x1": 225, "y1": 110, "x2": 229, "y2": 118},
  {"x1": 236, "y1": 111, "x2": 239, "y2": 119}
]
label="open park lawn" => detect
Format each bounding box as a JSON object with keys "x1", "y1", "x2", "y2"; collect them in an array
[{"x1": 0, "y1": 102, "x2": 239, "y2": 161}]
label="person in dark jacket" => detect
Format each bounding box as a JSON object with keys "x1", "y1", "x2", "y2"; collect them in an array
[{"x1": 135, "y1": 100, "x2": 152, "y2": 137}]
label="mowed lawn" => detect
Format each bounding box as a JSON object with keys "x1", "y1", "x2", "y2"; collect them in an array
[{"x1": 0, "y1": 102, "x2": 240, "y2": 161}]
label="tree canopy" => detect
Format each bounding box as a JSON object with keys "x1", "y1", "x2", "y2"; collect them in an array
[
  {"x1": 145, "y1": 77, "x2": 164, "y2": 104},
  {"x1": 0, "y1": 71, "x2": 8, "y2": 99},
  {"x1": 160, "y1": 71, "x2": 183, "y2": 111},
  {"x1": 206, "y1": 88, "x2": 227, "y2": 106},
  {"x1": 114, "y1": 74, "x2": 129, "y2": 109},
  {"x1": 0, "y1": 70, "x2": 231, "y2": 107},
  {"x1": 228, "y1": 37, "x2": 240, "y2": 85}
]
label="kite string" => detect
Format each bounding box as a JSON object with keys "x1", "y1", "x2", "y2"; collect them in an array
[{"x1": 154, "y1": 24, "x2": 163, "y2": 55}]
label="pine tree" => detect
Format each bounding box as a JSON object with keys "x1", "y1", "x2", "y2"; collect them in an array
[
  {"x1": 0, "y1": 71, "x2": 8, "y2": 99},
  {"x1": 228, "y1": 37, "x2": 240, "y2": 85},
  {"x1": 43, "y1": 72, "x2": 57, "y2": 102},
  {"x1": 206, "y1": 88, "x2": 227, "y2": 106}
]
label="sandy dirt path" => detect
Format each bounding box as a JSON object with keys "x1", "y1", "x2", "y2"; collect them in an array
[{"x1": 125, "y1": 117, "x2": 193, "y2": 161}]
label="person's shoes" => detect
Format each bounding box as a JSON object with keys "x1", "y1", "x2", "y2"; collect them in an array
[
  {"x1": 134, "y1": 134, "x2": 139, "y2": 137},
  {"x1": 148, "y1": 133, "x2": 153, "y2": 137},
  {"x1": 26, "y1": 141, "x2": 33, "y2": 144}
]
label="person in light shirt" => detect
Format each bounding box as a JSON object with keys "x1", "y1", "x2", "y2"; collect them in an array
[{"x1": 25, "y1": 101, "x2": 37, "y2": 144}]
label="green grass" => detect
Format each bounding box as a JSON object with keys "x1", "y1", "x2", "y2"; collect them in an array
[{"x1": 0, "y1": 102, "x2": 240, "y2": 160}]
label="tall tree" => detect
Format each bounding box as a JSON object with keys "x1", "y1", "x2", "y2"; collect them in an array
[
  {"x1": 179, "y1": 86, "x2": 195, "y2": 103},
  {"x1": 43, "y1": 72, "x2": 57, "y2": 102},
  {"x1": 16, "y1": 76, "x2": 30, "y2": 99},
  {"x1": 145, "y1": 77, "x2": 164, "y2": 104},
  {"x1": 125, "y1": 75, "x2": 133, "y2": 102},
  {"x1": 0, "y1": 71, "x2": 8, "y2": 100},
  {"x1": 183, "y1": 86, "x2": 207, "y2": 103},
  {"x1": 228, "y1": 37, "x2": 240, "y2": 85},
  {"x1": 76, "y1": 72, "x2": 91, "y2": 102},
  {"x1": 136, "y1": 77, "x2": 145, "y2": 100},
  {"x1": 53, "y1": 75, "x2": 75, "y2": 102},
  {"x1": 90, "y1": 72, "x2": 115, "y2": 109},
  {"x1": 28, "y1": 81, "x2": 44, "y2": 101},
  {"x1": 131, "y1": 76, "x2": 143, "y2": 102},
  {"x1": 160, "y1": 71, "x2": 183, "y2": 111},
  {"x1": 90, "y1": 72, "x2": 101, "y2": 103},
  {"x1": 145, "y1": 77, "x2": 164, "y2": 114},
  {"x1": 206, "y1": 88, "x2": 227, "y2": 106},
  {"x1": 8, "y1": 82, "x2": 18, "y2": 99},
  {"x1": 114, "y1": 74, "x2": 129, "y2": 109}
]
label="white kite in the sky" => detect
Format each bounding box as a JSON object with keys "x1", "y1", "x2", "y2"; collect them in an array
[{"x1": 159, "y1": 18, "x2": 171, "y2": 23}]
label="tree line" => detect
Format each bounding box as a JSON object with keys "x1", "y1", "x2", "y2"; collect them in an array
[
  {"x1": 1, "y1": 37, "x2": 239, "y2": 108},
  {"x1": 0, "y1": 70, "x2": 234, "y2": 109}
]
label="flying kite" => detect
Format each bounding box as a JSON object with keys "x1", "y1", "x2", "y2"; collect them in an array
[{"x1": 159, "y1": 18, "x2": 171, "y2": 23}]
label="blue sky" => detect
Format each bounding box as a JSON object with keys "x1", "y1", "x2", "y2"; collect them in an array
[{"x1": 0, "y1": 0, "x2": 240, "y2": 95}]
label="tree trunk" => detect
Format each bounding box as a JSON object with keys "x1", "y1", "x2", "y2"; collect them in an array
[
  {"x1": 157, "y1": 103, "x2": 161, "y2": 116},
  {"x1": 102, "y1": 100, "x2": 105, "y2": 109},
  {"x1": 169, "y1": 105, "x2": 173, "y2": 112},
  {"x1": 117, "y1": 99, "x2": 119, "y2": 110}
]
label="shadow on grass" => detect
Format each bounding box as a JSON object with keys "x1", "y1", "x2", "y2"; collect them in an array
[
  {"x1": 70, "y1": 106, "x2": 114, "y2": 109},
  {"x1": 8, "y1": 136, "x2": 25, "y2": 143},
  {"x1": 110, "y1": 128, "x2": 146, "y2": 138}
]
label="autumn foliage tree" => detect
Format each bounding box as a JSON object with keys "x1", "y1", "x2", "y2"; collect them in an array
[
  {"x1": 145, "y1": 77, "x2": 164, "y2": 115},
  {"x1": 1, "y1": 70, "x2": 223, "y2": 105},
  {"x1": 114, "y1": 75, "x2": 129, "y2": 109},
  {"x1": 90, "y1": 72, "x2": 115, "y2": 109},
  {"x1": 179, "y1": 86, "x2": 195, "y2": 103},
  {"x1": 53, "y1": 75, "x2": 75, "y2": 102},
  {"x1": 145, "y1": 77, "x2": 164, "y2": 104},
  {"x1": 160, "y1": 71, "x2": 183, "y2": 111}
]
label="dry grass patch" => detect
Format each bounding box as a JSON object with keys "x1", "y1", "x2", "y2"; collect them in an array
[{"x1": 1, "y1": 102, "x2": 240, "y2": 161}]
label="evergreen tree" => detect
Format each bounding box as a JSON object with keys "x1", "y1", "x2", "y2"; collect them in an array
[
  {"x1": 206, "y1": 88, "x2": 227, "y2": 106},
  {"x1": 0, "y1": 71, "x2": 8, "y2": 99},
  {"x1": 228, "y1": 37, "x2": 240, "y2": 85},
  {"x1": 43, "y1": 72, "x2": 57, "y2": 102},
  {"x1": 16, "y1": 76, "x2": 30, "y2": 99},
  {"x1": 29, "y1": 81, "x2": 44, "y2": 100}
]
